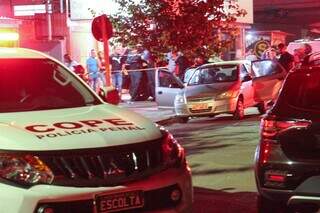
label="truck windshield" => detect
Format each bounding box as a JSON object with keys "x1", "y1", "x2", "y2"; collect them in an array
[{"x1": 0, "y1": 59, "x2": 101, "y2": 113}]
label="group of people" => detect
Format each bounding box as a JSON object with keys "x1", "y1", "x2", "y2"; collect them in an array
[
  {"x1": 63, "y1": 45, "x2": 213, "y2": 102},
  {"x1": 246, "y1": 42, "x2": 312, "y2": 72},
  {"x1": 166, "y1": 48, "x2": 208, "y2": 82},
  {"x1": 63, "y1": 50, "x2": 106, "y2": 92},
  {"x1": 64, "y1": 45, "x2": 156, "y2": 101}
]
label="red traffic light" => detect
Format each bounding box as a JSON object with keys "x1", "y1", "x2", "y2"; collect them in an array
[{"x1": 91, "y1": 14, "x2": 113, "y2": 42}]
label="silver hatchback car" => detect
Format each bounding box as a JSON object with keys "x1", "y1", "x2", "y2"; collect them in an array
[{"x1": 155, "y1": 60, "x2": 287, "y2": 122}]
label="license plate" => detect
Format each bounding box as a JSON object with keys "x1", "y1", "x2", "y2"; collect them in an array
[
  {"x1": 95, "y1": 190, "x2": 144, "y2": 213},
  {"x1": 192, "y1": 103, "x2": 208, "y2": 110}
]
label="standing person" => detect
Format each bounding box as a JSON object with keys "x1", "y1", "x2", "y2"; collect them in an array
[
  {"x1": 265, "y1": 48, "x2": 277, "y2": 60},
  {"x1": 140, "y1": 45, "x2": 156, "y2": 100},
  {"x1": 97, "y1": 51, "x2": 106, "y2": 88},
  {"x1": 110, "y1": 47, "x2": 124, "y2": 95},
  {"x1": 86, "y1": 49, "x2": 100, "y2": 92},
  {"x1": 63, "y1": 53, "x2": 78, "y2": 72},
  {"x1": 245, "y1": 49, "x2": 258, "y2": 61},
  {"x1": 166, "y1": 48, "x2": 178, "y2": 73},
  {"x1": 175, "y1": 52, "x2": 190, "y2": 81},
  {"x1": 192, "y1": 55, "x2": 207, "y2": 67},
  {"x1": 293, "y1": 48, "x2": 304, "y2": 67},
  {"x1": 278, "y1": 43, "x2": 294, "y2": 72},
  {"x1": 124, "y1": 47, "x2": 144, "y2": 101}
]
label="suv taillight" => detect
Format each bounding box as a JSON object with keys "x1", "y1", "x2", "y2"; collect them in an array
[
  {"x1": 261, "y1": 116, "x2": 311, "y2": 140},
  {"x1": 259, "y1": 115, "x2": 311, "y2": 164}
]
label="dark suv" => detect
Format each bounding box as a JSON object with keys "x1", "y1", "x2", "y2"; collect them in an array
[{"x1": 255, "y1": 52, "x2": 320, "y2": 213}]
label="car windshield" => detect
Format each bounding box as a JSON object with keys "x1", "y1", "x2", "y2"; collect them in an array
[
  {"x1": 188, "y1": 64, "x2": 238, "y2": 85},
  {"x1": 0, "y1": 59, "x2": 101, "y2": 113},
  {"x1": 183, "y1": 68, "x2": 196, "y2": 83}
]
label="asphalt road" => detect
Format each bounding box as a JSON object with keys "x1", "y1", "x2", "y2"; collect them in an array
[{"x1": 166, "y1": 108, "x2": 262, "y2": 213}]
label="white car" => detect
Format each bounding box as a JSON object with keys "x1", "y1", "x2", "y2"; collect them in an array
[
  {"x1": 155, "y1": 60, "x2": 287, "y2": 122},
  {"x1": 0, "y1": 48, "x2": 193, "y2": 213}
]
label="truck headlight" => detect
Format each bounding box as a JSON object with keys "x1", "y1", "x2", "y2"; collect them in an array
[
  {"x1": 0, "y1": 154, "x2": 54, "y2": 186},
  {"x1": 174, "y1": 94, "x2": 186, "y2": 104},
  {"x1": 160, "y1": 127, "x2": 185, "y2": 168},
  {"x1": 216, "y1": 90, "x2": 238, "y2": 100}
]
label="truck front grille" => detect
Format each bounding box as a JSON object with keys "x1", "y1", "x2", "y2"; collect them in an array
[{"x1": 39, "y1": 139, "x2": 164, "y2": 187}]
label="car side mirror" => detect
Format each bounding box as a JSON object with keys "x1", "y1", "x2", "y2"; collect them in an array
[{"x1": 242, "y1": 75, "x2": 252, "y2": 82}]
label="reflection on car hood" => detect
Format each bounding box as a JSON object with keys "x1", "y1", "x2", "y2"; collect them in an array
[{"x1": 185, "y1": 82, "x2": 240, "y2": 99}]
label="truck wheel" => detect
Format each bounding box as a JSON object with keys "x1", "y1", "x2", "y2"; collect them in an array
[{"x1": 233, "y1": 98, "x2": 244, "y2": 120}]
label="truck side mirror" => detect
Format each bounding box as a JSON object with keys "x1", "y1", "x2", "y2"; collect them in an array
[{"x1": 98, "y1": 87, "x2": 120, "y2": 105}]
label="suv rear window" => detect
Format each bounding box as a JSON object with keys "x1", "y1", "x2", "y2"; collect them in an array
[{"x1": 274, "y1": 69, "x2": 320, "y2": 118}]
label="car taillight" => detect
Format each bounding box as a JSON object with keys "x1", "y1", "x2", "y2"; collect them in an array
[
  {"x1": 259, "y1": 115, "x2": 311, "y2": 164},
  {"x1": 261, "y1": 115, "x2": 311, "y2": 140},
  {"x1": 160, "y1": 128, "x2": 185, "y2": 168}
]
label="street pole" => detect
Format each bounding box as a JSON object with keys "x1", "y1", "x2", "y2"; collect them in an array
[
  {"x1": 46, "y1": 0, "x2": 52, "y2": 41},
  {"x1": 101, "y1": 16, "x2": 111, "y2": 87}
]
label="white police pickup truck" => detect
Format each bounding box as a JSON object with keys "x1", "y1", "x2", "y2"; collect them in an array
[{"x1": 0, "y1": 48, "x2": 193, "y2": 213}]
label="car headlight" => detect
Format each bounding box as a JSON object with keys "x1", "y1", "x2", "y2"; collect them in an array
[
  {"x1": 174, "y1": 94, "x2": 186, "y2": 104},
  {"x1": 0, "y1": 154, "x2": 54, "y2": 186},
  {"x1": 160, "y1": 127, "x2": 186, "y2": 168},
  {"x1": 216, "y1": 90, "x2": 238, "y2": 100}
]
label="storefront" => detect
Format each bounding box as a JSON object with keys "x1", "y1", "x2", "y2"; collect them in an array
[{"x1": 219, "y1": 0, "x2": 253, "y2": 60}]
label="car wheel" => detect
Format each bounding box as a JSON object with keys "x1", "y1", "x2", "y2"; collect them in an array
[
  {"x1": 257, "y1": 195, "x2": 293, "y2": 213},
  {"x1": 233, "y1": 98, "x2": 244, "y2": 120},
  {"x1": 179, "y1": 117, "x2": 189, "y2": 123},
  {"x1": 257, "y1": 101, "x2": 267, "y2": 115}
]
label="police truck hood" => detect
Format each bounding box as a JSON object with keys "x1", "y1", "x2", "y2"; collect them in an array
[{"x1": 0, "y1": 104, "x2": 162, "y2": 151}]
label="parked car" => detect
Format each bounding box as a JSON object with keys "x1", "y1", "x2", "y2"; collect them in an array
[
  {"x1": 155, "y1": 60, "x2": 287, "y2": 122},
  {"x1": 255, "y1": 52, "x2": 320, "y2": 213},
  {"x1": 0, "y1": 48, "x2": 193, "y2": 213}
]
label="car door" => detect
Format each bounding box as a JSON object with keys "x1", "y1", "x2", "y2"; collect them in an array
[
  {"x1": 251, "y1": 59, "x2": 287, "y2": 102},
  {"x1": 239, "y1": 63, "x2": 254, "y2": 107},
  {"x1": 155, "y1": 68, "x2": 184, "y2": 108}
]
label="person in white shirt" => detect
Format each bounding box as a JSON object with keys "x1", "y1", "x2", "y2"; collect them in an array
[{"x1": 63, "y1": 53, "x2": 79, "y2": 72}]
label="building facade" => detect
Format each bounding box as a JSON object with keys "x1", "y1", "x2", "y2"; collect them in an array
[
  {"x1": 0, "y1": 0, "x2": 253, "y2": 63},
  {"x1": 254, "y1": 0, "x2": 320, "y2": 40}
]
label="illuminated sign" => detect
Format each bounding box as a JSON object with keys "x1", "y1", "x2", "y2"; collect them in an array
[
  {"x1": 0, "y1": 32, "x2": 19, "y2": 41},
  {"x1": 13, "y1": 4, "x2": 47, "y2": 16}
]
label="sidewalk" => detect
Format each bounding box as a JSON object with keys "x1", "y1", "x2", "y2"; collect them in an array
[{"x1": 118, "y1": 93, "x2": 177, "y2": 125}]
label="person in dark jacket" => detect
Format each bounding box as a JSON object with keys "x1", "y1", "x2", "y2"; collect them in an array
[
  {"x1": 175, "y1": 52, "x2": 190, "y2": 81},
  {"x1": 124, "y1": 47, "x2": 144, "y2": 101},
  {"x1": 278, "y1": 43, "x2": 294, "y2": 72}
]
